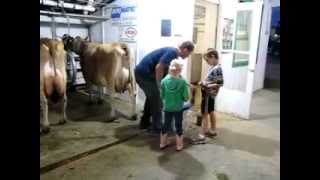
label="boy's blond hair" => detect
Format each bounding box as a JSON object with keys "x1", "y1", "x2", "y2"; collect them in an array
[{"x1": 169, "y1": 59, "x2": 183, "y2": 72}]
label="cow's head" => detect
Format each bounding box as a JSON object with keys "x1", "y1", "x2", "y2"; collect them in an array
[
  {"x1": 62, "y1": 35, "x2": 89, "y2": 55},
  {"x1": 62, "y1": 34, "x2": 74, "y2": 51}
]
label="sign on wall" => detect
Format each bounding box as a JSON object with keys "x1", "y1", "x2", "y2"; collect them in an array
[
  {"x1": 119, "y1": 25, "x2": 137, "y2": 42},
  {"x1": 161, "y1": 19, "x2": 172, "y2": 37},
  {"x1": 111, "y1": 6, "x2": 137, "y2": 26},
  {"x1": 109, "y1": 5, "x2": 137, "y2": 42}
]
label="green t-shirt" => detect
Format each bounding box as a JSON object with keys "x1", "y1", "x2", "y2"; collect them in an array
[{"x1": 161, "y1": 75, "x2": 189, "y2": 112}]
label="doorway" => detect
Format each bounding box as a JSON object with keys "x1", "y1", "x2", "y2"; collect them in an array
[
  {"x1": 189, "y1": 0, "x2": 219, "y2": 110},
  {"x1": 264, "y1": 6, "x2": 280, "y2": 89}
]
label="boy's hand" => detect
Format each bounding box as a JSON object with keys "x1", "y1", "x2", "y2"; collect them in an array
[
  {"x1": 207, "y1": 83, "x2": 220, "y2": 90},
  {"x1": 199, "y1": 81, "x2": 207, "y2": 87}
]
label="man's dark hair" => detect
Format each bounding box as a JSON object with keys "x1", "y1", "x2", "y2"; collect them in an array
[
  {"x1": 179, "y1": 41, "x2": 194, "y2": 52},
  {"x1": 204, "y1": 48, "x2": 219, "y2": 60}
]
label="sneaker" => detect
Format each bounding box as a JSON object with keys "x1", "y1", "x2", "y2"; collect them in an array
[
  {"x1": 197, "y1": 134, "x2": 206, "y2": 140},
  {"x1": 195, "y1": 133, "x2": 206, "y2": 141},
  {"x1": 205, "y1": 129, "x2": 217, "y2": 137},
  {"x1": 191, "y1": 134, "x2": 206, "y2": 145}
]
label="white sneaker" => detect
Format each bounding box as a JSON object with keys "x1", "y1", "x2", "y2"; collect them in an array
[
  {"x1": 197, "y1": 134, "x2": 206, "y2": 141},
  {"x1": 191, "y1": 134, "x2": 206, "y2": 144}
]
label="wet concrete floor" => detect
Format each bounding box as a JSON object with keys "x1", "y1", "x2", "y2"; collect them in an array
[{"x1": 41, "y1": 89, "x2": 280, "y2": 180}]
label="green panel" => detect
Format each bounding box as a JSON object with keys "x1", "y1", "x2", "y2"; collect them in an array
[
  {"x1": 232, "y1": 53, "x2": 249, "y2": 67},
  {"x1": 233, "y1": 60, "x2": 249, "y2": 67}
]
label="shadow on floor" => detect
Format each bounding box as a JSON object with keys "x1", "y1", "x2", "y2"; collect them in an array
[
  {"x1": 210, "y1": 127, "x2": 280, "y2": 157},
  {"x1": 47, "y1": 91, "x2": 133, "y2": 124},
  {"x1": 114, "y1": 125, "x2": 206, "y2": 180},
  {"x1": 158, "y1": 150, "x2": 206, "y2": 180},
  {"x1": 250, "y1": 113, "x2": 280, "y2": 121}
]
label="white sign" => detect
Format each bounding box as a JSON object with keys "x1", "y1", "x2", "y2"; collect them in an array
[{"x1": 119, "y1": 25, "x2": 137, "y2": 42}]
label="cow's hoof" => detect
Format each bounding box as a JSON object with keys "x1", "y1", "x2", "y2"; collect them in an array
[
  {"x1": 41, "y1": 126, "x2": 50, "y2": 134},
  {"x1": 58, "y1": 119, "x2": 67, "y2": 125},
  {"x1": 97, "y1": 99, "x2": 104, "y2": 105},
  {"x1": 129, "y1": 114, "x2": 138, "y2": 121}
]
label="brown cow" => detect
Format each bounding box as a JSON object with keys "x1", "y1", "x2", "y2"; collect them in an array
[
  {"x1": 65, "y1": 36, "x2": 137, "y2": 121},
  {"x1": 40, "y1": 38, "x2": 68, "y2": 134}
]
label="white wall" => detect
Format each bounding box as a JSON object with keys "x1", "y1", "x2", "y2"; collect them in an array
[{"x1": 135, "y1": 0, "x2": 195, "y2": 105}]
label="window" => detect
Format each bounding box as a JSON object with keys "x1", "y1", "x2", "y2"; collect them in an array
[{"x1": 233, "y1": 10, "x2": 252, "y2": 67}]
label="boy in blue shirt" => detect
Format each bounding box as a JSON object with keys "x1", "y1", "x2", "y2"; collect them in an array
[{"x1": 194, "y1": 48, "x2": 224, "y2": 143}]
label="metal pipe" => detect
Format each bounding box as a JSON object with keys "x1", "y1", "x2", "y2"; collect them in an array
[
  {"x1": 40, "y1": 10, "x2": 109, "y2": 21},
  {"x1": 63, "y1": 0, "x2": 108, "y2": 6},
  {"x1": 51, "y1": 16, "x2": 57, "y2": 38},
  {"x1": 40, "y1": 0, "x2": 96, "y2": 12},
  {"x1": 84, "y1": 0, "x2": 95, "y2": 15}
]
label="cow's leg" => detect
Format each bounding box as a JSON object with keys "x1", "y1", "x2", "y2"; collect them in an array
[
  {"x1": 87, "y1": 83, "x2": 95, "y2": 105},
  {"x1": 108, "y1": 91, "x2": 117, "y2": 122},
  {"x1": 106, "y1": 85, "x2": 117, "y2": 122},
  {"x1": 97, "y1": 86, "x2": 104, "y2": 104},
  {"x1": 40, "y1": 94, "x2": 50, "y2": 134},
  {"x1": 58, "y1": 94, "x2": 67, "y2": 125},
  {"x1": 128, "y1": 84, "x2": 137, "y2": 120}
]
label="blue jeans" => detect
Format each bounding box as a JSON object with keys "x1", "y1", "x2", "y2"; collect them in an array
[
  {"x1": 162, "y1": 111, "x2": 183, "y2": 136},
  {"x1": 135, "y1": 69, "x2": 162, "y2": 131}
]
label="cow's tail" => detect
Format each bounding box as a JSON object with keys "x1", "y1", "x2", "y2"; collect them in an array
[{"x1": 49, "y1": 45, "x2": 58, "y2": 77}]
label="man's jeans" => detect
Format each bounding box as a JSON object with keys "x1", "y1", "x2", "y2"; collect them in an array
[{"x1": 135, "y1": 69, "x2": 162, "y2": 131}]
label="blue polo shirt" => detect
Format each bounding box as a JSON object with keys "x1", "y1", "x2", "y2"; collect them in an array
[{"x1": 135, "y1": 47, "x2": 178, "y2": 78}]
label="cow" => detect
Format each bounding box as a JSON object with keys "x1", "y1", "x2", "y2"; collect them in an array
[
  {"x1": 40, "y1": 38, "x2": 68, "y2": 134},
  {"x1": 62, "y1": 35, "x2": 137, "y2": 121}
]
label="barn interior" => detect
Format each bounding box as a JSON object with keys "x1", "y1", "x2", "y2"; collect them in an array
[
  {"x1": 40, "y1": 0, "x2": 143, "y2": 173},
  {"x1": 40, "y1": 1, "x2": 280, "y2": 179}
]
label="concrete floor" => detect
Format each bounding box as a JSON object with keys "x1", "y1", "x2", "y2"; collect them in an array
[{"x1": 41, "y1": 89, "x2": 280, "y2": 180}]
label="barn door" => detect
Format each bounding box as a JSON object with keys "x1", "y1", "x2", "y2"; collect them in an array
[{"x1": 217, "y1": 1, "x2": 263, "y2": 119}]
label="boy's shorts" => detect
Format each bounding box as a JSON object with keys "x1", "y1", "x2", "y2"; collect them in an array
[{"x1": 201, "y1": 90, "x2": 215, "y2": 114}]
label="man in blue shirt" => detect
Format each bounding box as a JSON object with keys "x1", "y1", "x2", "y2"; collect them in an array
[{"x1": 135, "y1": 41, "x2": 194, "y2": 133}]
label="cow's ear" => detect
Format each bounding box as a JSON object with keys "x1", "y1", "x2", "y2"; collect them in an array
[{"x1": 84, "y1": 36, "x2": 89, "y2": 41}]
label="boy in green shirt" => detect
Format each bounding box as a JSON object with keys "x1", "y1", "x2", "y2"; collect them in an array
[{"x1": 160, "y1": 60, "x2": 189, "y2": 151}]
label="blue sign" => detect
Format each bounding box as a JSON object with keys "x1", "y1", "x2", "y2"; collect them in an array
[
  {"x1": 121, "y1": 6, "x2": 135, "y2": 13},
  {"x1": 161, "y1": 19, "x2": 171, "y2": 37},
  {"x1": 111, "y1": 7, "x2": 121, "y2": 19},
  {"x1": 111, "y1": 6, "x2": 136, "y2": 19}
]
